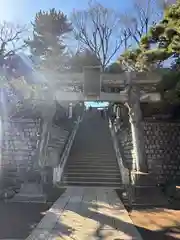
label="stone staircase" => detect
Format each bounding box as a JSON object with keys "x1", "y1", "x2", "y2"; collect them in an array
[
  {"x1": 7, "y1": 122, "x2": 75, "y2": 203},
  {"x1": 61, "y1": 111, "x2": 122, "y2": 188}
]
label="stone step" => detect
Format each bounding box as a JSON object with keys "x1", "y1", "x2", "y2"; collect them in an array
[
  {"x1": 64, "y1": 172, "x2": 121, "y2": 177},
  {"x1": 68, "y1": 156, "x2": 117, "y2": 159},
  {"x1": 67, "y1": 162, "x2": 118, "y2": 166},
  {"x1": 8, "y1": 194, "x2": 46, "y2": 203},
  {"x1": 117, "y1": 187, "x2": 168, "y2": 208},
  {"x1": 66, "y1": 169, "x2": 120, "y2": 173},
  {"x1": 68, "y1": 160, "x2": 118, "y2": 164},
  {"x1": 66, "y1": 164, "x2": 118, "y2": 168},
  {"x1": 68, "y1": 155, "x2": 116, "y2": 159},
  {"x1": 61, "y1": 181, "x2": 122, "y2": 187},
  {"x1": 68, "y1": 153, "x2": 116, "y2": 157},
  {"x1": 63, "y1": 176, "x2": 121, "y2": 182},
  {"x1": 132, "y1": 172, "x2": 157, "y2": 186},
  {"x1": 76, "y1": 151, "x2": 116, "y2": 154},
  {"x1": 7, "y1": 183, "x2": 47, "y2": 203},
  {"x1": 62, "y1": 112, "x2": 119, "y2": 188},
  {"x1": 67, "y1": 160, "x2": 117, "y2": 164},
  {"x1": 65, "y1": 169, "x2": 119, "y2": 173},
  {"x1": 69, "y1": 154, "x2": 116, "y2": 157},
  {"x1": 134, "y1": 186, "x2": 165, "y2": 195},
  {"x1": 132, "y1": 186, "x2": 168, "y2": 207},
  {"x1": 132, "y1": 197, "x2": 168, "y2": 207},
  {"x1": 65, "y1": 168, "x2": 118, "y2": 172},
  {"x1": 81, "y1": 153, "x2": 115, "y2": 156},
  {"x1": 57, "y1": 185, "x2": 124, "y2": 189}
]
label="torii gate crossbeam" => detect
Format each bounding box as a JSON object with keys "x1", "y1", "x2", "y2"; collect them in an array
[{"x1": 54, "y1": 66, "x2": 161, "y2": 102}]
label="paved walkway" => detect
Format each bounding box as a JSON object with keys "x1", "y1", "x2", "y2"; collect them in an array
[{"x1": 26, "y1": 187, "x2": 143, "y2": 240}]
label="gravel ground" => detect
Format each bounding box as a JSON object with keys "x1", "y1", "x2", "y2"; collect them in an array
[{"x1": 0, "y1": 202, "x2": 50, "y2": 239}]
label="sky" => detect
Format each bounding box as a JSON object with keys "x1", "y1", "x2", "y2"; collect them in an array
[
  {"x1": 0, "y1": 0, "x2": 133, "y2": 108},
  {"x1": 2, "y1": 0, "x2": 176, "y2": 23},
  {"x1": 0, "y1": 0, "x2": 173, "y2": 108},
  {"x1": 1, "y1": 0, "x2": 132, "y2": 23},
  {"x1": 0, "y1": 0, "x2": 134, "y2": 60},
  {"x1": 0, "y1": 0, "x2": 130, "y2": 108}
]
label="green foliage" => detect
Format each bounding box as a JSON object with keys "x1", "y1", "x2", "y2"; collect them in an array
[
  {"x1": 148, "y1": 1, "x2": 180, "y2": 56},
  {"x1": 68, "y1": 49, "x2": 101, "y2": 72},
  {"x1": 144, "y1": 49, "x2": 171, "y2": 62},
  {"x1": 156, "y1": 69, "x2": 180, "y2": 103},
  {"x1": 155, "y1": 0, "x2": 180, "y2": 102},
  {"x1": 119, "y1": 48, "x2": 142, "y2": 70},
  {"x1": 140, "y1": 36, "x2": 150, "y2": 50},
  {"x1": 117, "y1": 0, "x2": 180, "y2": 103},
  {"x1": 33, "y1": 8, "x2": 72, "y2": 37},
  {"x1": 105, "y1": 62, "x2": 124, "y2": 73},
  {"x1": 119, "y1": 1, "x2": 180, "y2": 70},
  {"x1": 26, "y1": 8, "x2": 72, "y2": 71}
]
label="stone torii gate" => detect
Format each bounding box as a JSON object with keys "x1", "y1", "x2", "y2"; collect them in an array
[
  {"x1": 53, "y1": 66, "x2": 161, "y2": 173},
  {"x1": 54, "y1": 66, "x2": 160, "y2": 102}
]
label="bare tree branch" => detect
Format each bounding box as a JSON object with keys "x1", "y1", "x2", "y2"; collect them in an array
[
  {"x1": 71, "y1": 1, "x2": 129, "y2": 70},
  {"x1": 0, "y1": 21, "x2": 28, "y2": 57},
  {"x1": 121, "y1": 0, "x2": 164, "y2": 46}
]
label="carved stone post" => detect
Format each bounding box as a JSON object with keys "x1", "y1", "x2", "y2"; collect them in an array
[
  {"x1": 116, "y1": 105, "x2": 120, "y2": 119},
  {"x1": 125, "y1": 80, "x2": 148, "y2": 173}
]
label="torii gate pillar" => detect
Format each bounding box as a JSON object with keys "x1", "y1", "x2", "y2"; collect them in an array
[{"x1": 83, "y1": 66, "x2": 101, "y2": 101}]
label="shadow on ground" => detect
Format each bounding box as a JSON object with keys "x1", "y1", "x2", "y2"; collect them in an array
[
  {"x1": 47, "y1": 195, "x2": 180, "y2": 240},
  {"x1": 115, "y1": 189, "x2": 180, "y2": 239},
  {"x1": 0, "y1": 187, "x2": 66, "y2": 239},
  {"x1": 130, "y1": 207, "x2": 180, "y2": 240},
  {"x1": 0, "y1": 202, "x2": 49, "y2": 239}
]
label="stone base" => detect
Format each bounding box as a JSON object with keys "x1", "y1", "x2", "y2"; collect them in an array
[
  {"x1": 131, "y1": 171, "x2": 157, "y2": 186},
  {"x1": 8, "y1": 183, "x2": 46, "y2": 203},
  {"x1": 133, "y1": 186, "x2": 169, "y2": 206}
]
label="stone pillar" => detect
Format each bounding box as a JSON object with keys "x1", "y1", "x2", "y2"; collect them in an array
[
  {"x1": 68, "y1": 103, "x2": 73, "y2": 119},
  {"x1": 116, "y1": 105, "x2": 120, "y2": 119},
  {"x1": 126, "y1": 85, "x2": 148, "y2": 173},
  {"x1": 113, "y1": 104, "x2": 117, "y2": 114},
  {"x1": 83, "y1": 66, "x2": 101, "y2": 100},
  {"x1": 37, "y1": 98, "x2": 56, "y2": 185}
]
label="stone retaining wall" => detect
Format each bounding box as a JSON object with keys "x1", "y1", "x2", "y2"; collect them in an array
[
  {"x1": 143, "y1": 121, "x2": 180, "y2": 184},
  {"x1": 1, "y1": 117, "x2": 41, "y2": 171},
  {"x1": 115, "y1": 118, "x2": 180, "y2": 185},
  {"x1": 0, "y1": 116, "x2": 76, "y2": 184}
]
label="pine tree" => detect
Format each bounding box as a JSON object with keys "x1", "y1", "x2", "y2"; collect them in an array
[
  {"x1": 119, "y1": 0, "x2": 180, "y2": 71},
  {"x1": 68, "y1": 49, "x2": 101, "y2": 72},
  {"x1": 142, "y1": 0, "x2": 180, "y2": 63},
  {"x1": 26, "y1": 8, "x2": 72, "y2": 71}
]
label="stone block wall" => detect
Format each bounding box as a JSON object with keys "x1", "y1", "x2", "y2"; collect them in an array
[
  {"x1": 0, "y1": 102, "x2": 82, "y2": 182},
  {"x1": 1, "y1": 117, "x2": 41, "y2": 172},
  {"x1": 0, "y1": 115, "x2": 78, "y2": 192},
  {"x1": 143, "y1": 121, "x2": 180, "y2": 184}
]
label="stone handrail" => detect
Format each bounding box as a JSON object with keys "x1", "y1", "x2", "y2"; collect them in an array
[
  {"x1": 109, "y1": 118, "x2": 133, "y2": 208},
  {"x1": 53, "y1": 116, "x2": 82, "y2": 184}
]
